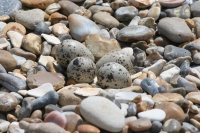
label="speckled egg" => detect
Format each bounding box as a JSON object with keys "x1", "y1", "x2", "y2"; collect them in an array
[
  {"x1": 55, "y1": 39, "x2": 95, "y2": 67},
  {"x1": 96, "y1": 50, "x2": 133, "y2": 74},
  {"x1": 67, "y1": 57, "x2": 96, "y2": 83},
  {"x1": 97, "y1": 62, "x2": 132, "y2": 89}
]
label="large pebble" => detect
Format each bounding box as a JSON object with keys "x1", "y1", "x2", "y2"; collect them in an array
[
  {"x1": 9, "y1": 48, "x2": 37, "y2": 61},
  {"x1": 140, "y1": 78, "x2": 160, "y2": 96},
  {"x1": 159, "y1": 0, "x2": 185, "y2": 7},
  {"x1": 67, "y1": 57, "x2": 96, "y2": 83},
  {"x1": 117, "y1": 25, "x2": 154, "y2": 42},
  {"x1": 0, "y1": 50, "x2": 17, "y2": 72},
  {"x1": 58, "y1": 1, "x2": 79, "y2": 16},
  {"x1": 128, "y1": 0, "x2": 155, "y2": 8},
  {"x1": 25, "y1": 122, "x2": 67, "y2": 133},
  {"x1": 93, "y1": 12, "x2": 119, "y2": 28},
  {"x1": 155, "y1": 102, "x2": 185, "y2": 123},
  {"x1": 96, "y1": 50, "x2": 133, "y2": 74},
  {"x1": 56, "y1": 39, "x2": 94, "y2": 67},
  {"x1": 185, "y1": 92, "x2": 200, "y2": 104},
  {"x1": 128, "y1": 117, "x2": 152, "y2": 132},
  {"x1": 26, "y1": 71, "x2": 65, "y2": 90},
  {"x1": 97, "y1": 62, "x2": 132, "y2": 89},
  {"x1": 68, "y1": 14, "x2": 99, "y2": 42},
  {"x1": 158, "y1": 17, "x2": 194, "y2": 43},
  {"x1": 85, "y1": 34, "x2": 121, "y2": 60},
  {"x1": 13, "y1": 9, "x2": 48, "y2": 30},
  {"x1": 115, "y1": 6, "x2": 138, "y2": 21},
  {"x1": 162, "y1": 119, "x2": 182, "y2": 133},
  {"x1": 0, "y1": 0, "x2": 22, "y2": 16},
  {"x1": 0, "y1": 73, "x2": 27, "y2": 92},
  {"x1": 21, "y1": 0, "x2": 59, "y2": 9},
  {"x1": 138, "y1": 109, "x2": 166, "y2": 121},
  {"x1": 65, "y1": 113, "x2": 83, "y2": 132},
  {"x1": 34, "y1": 22, "x2": 51, "y2": 35},
  {"x1": 0, "y1": 92, "x2": 18, "y2": 112},
  {"x1": 80, "y1": 96, "x2": 125, "y2": 132}
]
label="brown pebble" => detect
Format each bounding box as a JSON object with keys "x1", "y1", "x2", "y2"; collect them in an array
[
  {"x1": 22, "y1": 118, "x2": 43, "y2": 123},
  {"x1": 132, "y1": 95, "x2": 142, "y2": 103},
  {"x1": 77, "y1": 124, "x2": 100, "y2": 133},
  {"x1": 7, "y1": 114, "x2": 18, "y2": 122},
  {"x1": 137, "y1": 101, "x2": 147, "y2": 112}
]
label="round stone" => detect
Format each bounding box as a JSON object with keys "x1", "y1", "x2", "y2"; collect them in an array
[
  {"x1": 80, "y1": 96, "x2": 125, "y2": 132},
  {"x1": 0, "y1": 92, "x2": 18, "y2": 112},
  {"x1": 97, "y1": 62, "x2": 132, "y2": 89},
  {"x1": 162, "y1": 119, "x2": 182, "y2": 133},
  {"x1": 34, "y1": 22, "x2": 51, "y2": 35},
  {"x1": 115, "y1": 6, "x2": 138, "y2": 22}
]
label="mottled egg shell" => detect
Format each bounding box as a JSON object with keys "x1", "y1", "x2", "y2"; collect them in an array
[
  {"x1": 96, "y1": 50, "x2": 133, "y2": 74},
  {"x1": 55, "y1": 39, "x2": 95, "y2": 67},
  {"x1": 97, "y1": 62, "x2": 132, "y2": 89},
  {"x1": 67, "y1": 57, "x2": 96, "y2": 83}
]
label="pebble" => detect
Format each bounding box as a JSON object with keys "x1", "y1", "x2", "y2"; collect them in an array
[
  {"x1": 162, "y1": 119, "x2": 182, "y2": 133},
  {"x1": 158, "y1": 17, "x2": 194, "y2": 43},
  {"x1": 150, "y1": 121, "x2": 162, "y2": 133},
  {"x1": 68, "y1": 14, "x2": 99, "y2": 42},
  {"x1": 115, "y1": 6, "x2": 138, "y2": 22},
  {"x1": 0, "y1": 120, "x2": 10, "y2": 132},
  {"x1": 45, "y1": 3, "x2": 61, "y2": 15},
  {"x1": 191, "y1": 1, "x2": 200, "y2": 17},
  {"x1": 34, "y1": 22, "x2": 51, "y2": 35},
  {"x1": 77, "y1": 124, "x2": 100, "y2": 133},
  {"x1": 183, "y1": 122, "x2": 199, "y2": 132},
  {"x1": 0, "y1": 92, "x2": 18, "y2": 112},
  {"x1": 7, "y1": 31, "x2": 24, "y2": 48},
  {"x1": 159, "y1": 0, "x2": 185, "y2": 7},
  {"x1": 128, "y1": 117, "x2": 152, "y2": 132},
  {"x1": 65, "y1": 113, "x2": 83, "y2": 132},
  {"x1": 41, "y1": 33, "x2": 61, "y2": 45},
  {"x1": 138, "y1": 109, "x2": 166, "y2": 121},
  {"x1": 0, "y1": 0, "x2": 22, "y2": 16},
  {"x1": 140, "y1": 78, "x2": 160, "y2": 96},
  {"x1": 26, "y1": 71, "x2": 65, "y2": 90},
  {"x1": 80, "y1": 96, "x2": 125, "y2": 132},
  {"x1": 128, "y1": 0, "x2": 155, "y2": 8},
  {"x1": 117, "y1": 25, "x2": 154, "y2": 42}
]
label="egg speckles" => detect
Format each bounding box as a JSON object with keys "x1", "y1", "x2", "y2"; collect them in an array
[
  {"x1": 96, "y1": 50, "x2": 133, "y2": 74},
  {"x1": 55, "y1": 39, "x2": 95, "y2": 67},
  {"x1": 67, "y1": 57, "x2": 96, "y2": 83},
  {"x1": 97, "y1": 62, "x2": 132, "y2": 89}
]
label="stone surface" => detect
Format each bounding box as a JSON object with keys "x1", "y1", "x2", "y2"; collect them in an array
[
  {"x1": 128, "y1": 117, "x2": 152, "y2": 132},
  {"x1": 0, "y1": 50, "x2": 17, "y2": 72},
  {"x1": 191, "y1": 1, "x2": 200, "y2": 17},
  {"x1": 26, "y1": 71, "x2": 65, "y2": 90},
  {"x1": 68, "y1": 14, "x2": 99, "y2": 42},
  {"x1": 115, "y1": 6, "x2": 138, "y2": 22},
  {"x1": 155, "y1": 102, "x2": 185, "y2": 123},
  {"x1": 153, "y1": 93, "x2": 184, "y2": 103},
  {"x1": 128, "y1": 0, "x2": 155, "y2": 8},
  {"x1": 162, "y1": 119, "x2": 182, "y2": 133},
  {"x1": 77, "y1": 124, "x2": 100, "y2": 133},
  {"x1": 0, "y1": 92, "x2": 18, "y2": 112},
  {"x1": 41, "y1": 34, "x2": 61, "y2": 45},
  {"x1": 159, "y1": 0, "x2": 185, "y2": 7},
  {"x1": 158, "y1": 17, "x2": 194, "y2": 43},
  {"x1": 80, "y1": 96, "x2": 125, "y2": 132},
  {"x1": 0, "y1": 0, "x2": 22, "y2": 16},
  {"x1": 13, "y1": 9, "x2": 48, "y2": 30},
  {"x1": 85, "y1": 34, "x2": 121, "y2": 60},
  {"x1": 117, "y1": 25, "x2": 154, "y2": 42},
  {"x1": 186, "y1": 92, "x2": 200, "y2": 104},
  {"x1": 34, "y1": 22, "x2": 51, "y2": 35},
  {"x1": 138, "y1": 109, "x2": 166, "y2": 121}
]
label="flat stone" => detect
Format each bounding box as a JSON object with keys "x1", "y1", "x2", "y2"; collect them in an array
[
  {"x1": 58, "y1": 1, "x2": 79, "y2": 17},
  {"x1": 155, "y1": 102, "x2": 185, "y2": 123},
  {"x1": 138, "y1": 109, "x2": 166, "y2": 121},
  {"x1": 49, "y1": 12, "x2": 68, "y2": 25},
  {"x1": 128, "y1": 117, "x2": 152, "y2": 132},
  {"x1": 0, "y1": 0, "x2": 22, "y2": 16},
  {"x1": 128, "y1": 0, "x2": 155, "y2": 8},
  {"x1": 160, "y1": 66, "x2": 180, "y2": 83},
  {"x1": 85, "y1": 34, "x2": 121, "y2": 60},
  {"x1": 21, "y1": 0, "x2": 59, "y2": 10},
  {"x1": 117, "y1": 25, "x2": 154, "y2": 42},
  {"x1": 45, "y1": 3, "x2": 61, "y2": 15},
  {"x1": 26, "y1": 71, "x2": 65, "y2": 90},
  {"x1": 88, "y1": 5, "x2": 113, "y2": 15},
  {"x1": 74, "y1": 87, "x2": 100, "y2": 97},
  {"x1": 80, "y1": 96, "x2": 125, "y2": 132},
  {"x1": 177, "y1": 77, "x2": 198, "y2": 93},
  {"x1": 77, "y1": 124, "x2": 100, "y2": 133},
  {"x1": 7, "y1": 31, "x2": 23, "y2": 48},
  {"x1": 158, "y1": 17, "x2": 194, "y2": 43},
  {"x1": 185, "y1": 92, "x2": 200, "y2": 104},
  {"x1": 2, "y1": 22, "x2": 26, "y2": 35},
  {"x1": 153, "y1": 93, "x2": 184, "y2": 103},
  {"x1": 52, "y1": 23, "x2": 69, "y2": 36},
  {"x1": 27, "y1": 83, "x2": 54, "y2": 98},
  {"x1": 9, "y1": 48, "x2": 37, "y2": 61},
  {"x1": 93, "y1": 12, "x2": 119, "y2": 28},
  {"x1": 68, "y1": 14, "x2": 99, "y2": 42},
  {"x1": 25, "y1": 122, "x2": 67, "y2": 133},
  {"x1": 41, "y1": 34, "x2": 61, "y2": 45},
  {"x1": 0, "y1": 92, "x2": 18, "y2": 112},
  {"x1": 159, "y1": 0, "x2": 185, "y2": 7}
]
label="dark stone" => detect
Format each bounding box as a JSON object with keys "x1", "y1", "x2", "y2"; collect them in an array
[
  {"x1": 164, "y1": 45, "x2": 191, "y2": 60},
  {"x1": 19, "y1": 98, "x2": 32, "y2": 120},
  {"x1": 150, "y1": 121, "x2": 162, "y2": 133},
  {"x1": 115, "y1": 6, "x2": 138, "y2": 21},
  {"x1": 182, "y1": 122, "x2": 199, "y2": 132},
  {"x1": 180, "y1": 60, "x2": 190, "y2": 77},
  {"x1": 0, "y1": 0, "x2": 22, "y2": 16},
  {"x1": 31, "y1": 91, "x2": 59, "y2": 111},
  {"x1": 177, "y1": 77, "x2": 197, "y2": 93},
  {"x1": 184, "y1": 42, "x2": 200, "y2": 51},
  {"x1": 127, "y1": 102, "x2": 136, "y2": 116},
  {"x1": 45, "y1": 104, "x2": 63, "y2": 113},
  {"x1": 34, "y1": 22, "x2": 51, "y2": 35},
  {"x1": 140, "y1": 78, "x2": 159, "y2": 96},
  {"x1": 191, "y1": 1, "x2": 200, "y2": 17},
  {"x1": 0, "y1": 73, "x2": 27, "y2": 92},
  {"x1": 58, "y1": 34, "x2": 72, "y2": 42},
  {"x1": 167, "y1": 87, "x2": 186, "y2": 97}
]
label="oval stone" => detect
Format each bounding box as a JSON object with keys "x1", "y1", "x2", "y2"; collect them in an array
[
  {"x1": 138, "y1": 109, "x2": 166, "y2": 121},
  {"x1": 117, "y1": 25, "x2": 153, "y2": 42},
  {"x1": 80, "y1": 96, "x2": 125, "y2": 132},
  {"x1": 0, "y1": 92, "x2": 18, "y2": 112}
]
